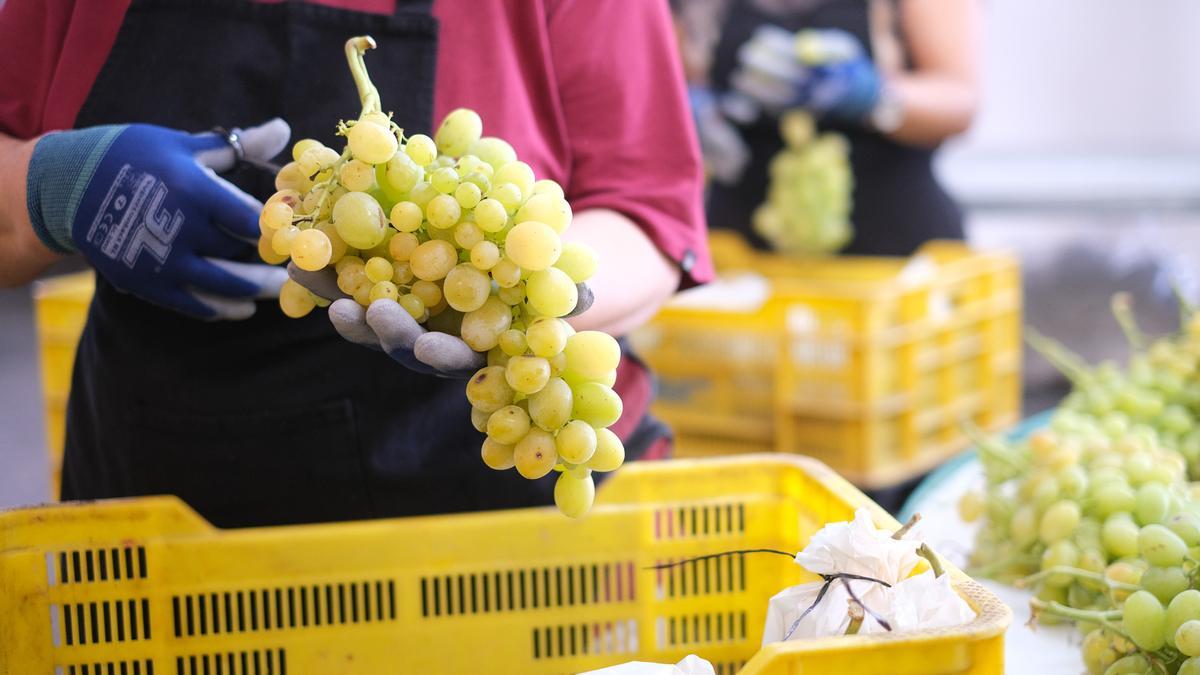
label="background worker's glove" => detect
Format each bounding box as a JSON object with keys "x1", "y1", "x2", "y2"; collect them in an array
[
  {"x1": 26, "y1": 120, "x2": 291, "y2": 319},
  {"x1": 731, "y1": 27, "x2": 882, "y2": 125},
  {"x1": 289, "y1": 264, "x2": 595, "y2": 379},
  {"x1": 689, "y1": 85, "x2": 752, "y2": 185}
]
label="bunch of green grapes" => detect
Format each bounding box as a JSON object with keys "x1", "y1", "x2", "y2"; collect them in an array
[
  {"x1": 959, "y1": 300, "x2": 1200, "y2": 673},
  {"x1": 258, "y1": 36, "x2": 624, "y2": 518},
  {"x1": 752, "y1": 110, "x2": 852, "y2": 255}
]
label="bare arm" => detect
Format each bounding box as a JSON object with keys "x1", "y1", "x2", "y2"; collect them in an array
[
  {"x1": 0, "y1": 131, "x2": 61, "y2": 285},
  {"x1": 564, "y1": 208, "x2": 681, "y2": 338},
  {"x1": 882, "y1": 0, "x2": 981, "y2": 146}
]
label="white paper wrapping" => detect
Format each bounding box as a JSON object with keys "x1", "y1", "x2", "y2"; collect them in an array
[{"x1": 578, "y1": 654, "x2": 716, "y2": 675}]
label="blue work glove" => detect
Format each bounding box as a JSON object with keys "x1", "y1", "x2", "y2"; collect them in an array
[
  {"x1": 288, "y1": 264, "x2": 595, "y2": 379},
  {"x1": 688, "y1": 85, "x2": 752, "y2": 185},
  {"x1": 731, "y1": 27, "x2": 882, "y2": 124},
  {"x1": 26, "y1": 120, "x2": 291, "y2": 319}
]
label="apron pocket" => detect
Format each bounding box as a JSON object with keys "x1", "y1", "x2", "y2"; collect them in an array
[{"x1": 129, "y1": 397, "x2": 373, "y2": 528}]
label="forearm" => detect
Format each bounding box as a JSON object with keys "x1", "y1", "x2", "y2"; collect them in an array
[
  {"x1": 883, "y1": 73, "x2": 978, "y2": 147},
  {"x1": 564, "y1": 208, "x2": 681, "y2": 337},
  {"x1": 0, "y1": 132, "x2": 62, "y2": 285}
]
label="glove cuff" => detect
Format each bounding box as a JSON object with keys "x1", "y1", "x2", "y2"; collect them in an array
[{"x1": 26, "y1": 125, "x2": 126, "y2": 254}]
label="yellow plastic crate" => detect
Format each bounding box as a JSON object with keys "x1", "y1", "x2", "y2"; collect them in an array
[
  {"x1": 634, "y1": 233, "x2": 1021, "y2": 488},
  {"x1": 0, "y1": 455, "x2": 1008, "y2": 675},
  {"x1": 32, "y1": 272, "x2": 95, "y2": 500}
]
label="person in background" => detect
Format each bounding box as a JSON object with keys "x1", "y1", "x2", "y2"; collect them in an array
[
  {"x1": 0, "y1": 0, "x2": 709, "y2": 528},
  {"x1": 678, "y1": 0, "x2": 980, "y2": 256}
]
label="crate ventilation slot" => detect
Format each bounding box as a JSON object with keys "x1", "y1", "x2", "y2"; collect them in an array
[
  {"x1": 55, "y1": 660, "x2": 154, "y2": 675},
  {"x1": 172, "y1": 580, "x2": 396, "y2": 638},
  {"x1": 712, "y1": 662, "x2": 745, "y2": 675},
  {"x1": 175, "y1": 648, "x2": 286, "y2": 675},
  {"x1": 531, "y1": 619, "x2": 638, "y2": 659},
  {"x1": 657, "y1": 611, "x2": 747, "y2": 648},
  {"x1": 53, "y1": 599, "x2": 151, "y2": 646},
  {"x1": 50, "y1": 547, "x2": 148, "y2": 585},
  {"x1": 654, "y1": 552, "x2": 747, "y2": 598},
  {"x1": 420, "y1": 561, "x2": 636, "y2": 618},
  {"x1": 654, "y1": 503, "x2": 745, "y2": 540}
]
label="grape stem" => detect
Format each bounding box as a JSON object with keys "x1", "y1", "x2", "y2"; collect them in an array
[
  {"x1": 1110, "y1": 293, "x2": 1146, "y2": 353},
  {"x1": 845, "y1": 599, "x2": 864, "y2": 635},
  {"x1": 1029, "y1": 599, "x2": 1129, "y2": 640},
  {"x1": 916, "y1": 543, "x2": 945, "y2": 577},
  {"x1": 345, "y1": 36, "x2": 382, "y2": 115},
  {"x1": 891, "y1": 513, "x2": 921, "y2": 540},
  {"x1": 1015, "y1": 566, "x2": 1139, "y2": 592},
  {"x1": 1026, "y1": 328, "x2": 1094, "y2": 388}
]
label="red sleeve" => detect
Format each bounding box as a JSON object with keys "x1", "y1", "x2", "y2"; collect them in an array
[
  {"x1": 545, "y1": 0, "x2": 713, "y2": 288},
  {"x1": 0, "y1": 0, "x2": 128, "y2": 138}
]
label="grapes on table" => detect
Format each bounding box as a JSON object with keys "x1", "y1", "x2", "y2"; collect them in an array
[
  {"x1": 260, "y1": 36, "x2": 625, "y2": 518},
  {"x1": 961, "y1": 299, "x2": 1200, "y2": 673}
]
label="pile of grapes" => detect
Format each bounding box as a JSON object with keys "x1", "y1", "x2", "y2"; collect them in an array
[
  {"x1": 752, "y1": 111, "x2": 852, "y2": 255},
  {"x1": 961, "y1": 298, "x2": 1200, "y2": 673},
  {"x1": 257, "y1": 37, "x2": 624, "y2": 518}
]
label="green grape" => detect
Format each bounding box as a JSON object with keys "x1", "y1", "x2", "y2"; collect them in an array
[
  {"x1": 499, "y1": 329, "x2": 528, "y2": 357},
  {"x1": 453, "y1": 222, "x2": 484, "y2": 250},
  {"x1": 435, "y1": 108, "x2": 483, "y2": 156},
  {"x1": 1168, "y1": 512, "x2": 1200, "y2": 546},
  {"x1": 481, "y1": 437, "x2": 516, "y2": 471},
  {"x1": 1177, "y1": 623, "x2": 1200, "y2": 659},
  {"x1": 368, "y1": 280, "x2": 399, "y2": 303},
  {"x1": 456, "y1": 154, "x2": 483, "y2": 177},
  {"x1": 1141, "y1": 565, "x2": 1188, "y2": 604},
  {"x1": 411, "y1": 280, "x2": 443, "y2": 308},
  {"x1": 514, "y1": 428, "x2": 557, "y2": 479},
  {"x1": 1035, "y1": 584, "x2": 1069, "y2": 626},
  {"x1": 271, "y1": 224, "x2": 300, "y2": 256},
  {"x1": 572, "y1": 381, "x2": 622, "y2": 428},
  {"x1": 279, "y1": 279, "x2": 316, "y2": 318},
  {"x1": 525, "y1": 318, "x2": 570, "y2": 358},
  {"x1": 515, "y1": 193, "x2": 572, "y2": 234},
  {"x1": 487, "y1": 404, "x2": 531, "y2": 446},
  {"x1": 1011, "y1": 504, "x2": 1039, "y2": 548},
  {"x1": 474, "y1": 198, "x2": 508, "y2": 233},
  {"x1": 398, "y1": 293, "x2": 425, "y2": 320},
  {"x1": 1105, "y1": 561, "x2": 1144, "y2": 602},
  {"x1": 1135, "y1": 483, "x2": 1171, "y2": 525},
  {"x1": 275, "y1": 160, "x2": 313, "y2": 192},
  {"x1": 504, "y1": 221, "x2": 562, "y2": 271},
  {"x1": 1040, "y1": 500, "x2": 1082, "y2": 544},
  {"x1": 455, "y1": 181, "x2": 482, "y2": 209},
  {"x1": 389, "y1": 201, "x2": 422, "y2": 233},
  {"x1": 410, "y1": 240, "x2": 458, "y2": 281},
  {"x1": 430, "y1": 166, "x2": 460, "y2": 195},
  {"x1": 528, "y1": 377, "x2": 572, "y2": 431},
  {"x1": 469, "y1": 136, "x2": 517, "y2": 170},
  {"x1": 290, "y1": 228, "x2": 333, "y2": 271},
  {"x1": 332, "y1": 191, "x2": 387, "y2": 250},
  {"x1": 957, "y1": 491, "x2": 985, "y2": 523},
  {"x1": 405, "y1": 133, "x2": 437, "y2": 166},
  {"x1": 466, "y1": 366, "x2": 515, "y2": 413},
  {"x1": 409, "y1": 182, "x2": 439, "y2": 211},
  {"x1": 554, "y1": 242, "x2": 597, "y2": 284},
  {"x1": 489, "y1": 182, "x2": 524, "y2": 214},
  {"x1": 385, "y1": 152, "x2": 423, "y2": 193},
  {"x1": 1094, "y1": 483, "x2": 1137, "y2": 518},
  {"x1": 425, "y1": 194, "x2": 462, "y2": 230},
  {"x1": 505, "y1": 355, "x2": 551, "y2": 395},
  {"x1": 532, "y1": 178, "x2": 564, "y2": 199},
  {"x1": 1123, "y1": 590, "x2": 1166, "y2": 651},
  {"x1": 291, "y1": 138, "x2": 323, "y2": 162},
  {"x1": 526, "y1": 267, "x2": 578, "y2": 317},
  {"x1": 1102, "y1": 654, "x2": 1149, "y2": 675},
  {"x1": 339, "y1": 158, "x2": 376, "y2": 192},
  {"x1": 491, "y1": 258, "x2": 523, "y2": 288},
  {"x1": 460, "y1": 297, "x2": 512, "y2": 351},
  {"x1": 1180, "y1": 657, "x2": 1200, "y2": 675},
  {"x1": 348, "y1": 119, "x2": 397, "y2": 164},
  {"x1": 463, "y1": 171, "x2": 492, "y2": 195},
  {"x1": 563, "y1": 331, "x2": 621, "y2": 381},
  {"x1": 425, "y1": 307, "x2": 463, "y2": 334},
  {"x1": 554, "y1": 471, "x2": 595, "y2": 518},
  {"x1": 556, "y1": 419, "x2": 597, "y2": 464},
  {"x1": 1166, "y1": 590, "x2": 1200, "y2": 649},
  {"x1": 588, "y1": 427, "x2": 625, "y2": 472},
  {"x1": 1041, "y1": 540, "x2": 1080, "y2": 587},
  {"x1": 388, "y1": 232, "x2": 419, "y2": 262},
  {"x1": 498, "y1": 282, "x2": 526, "y2": 306},
  {"x1": 1102, "y1": 514, "x2": 1141, "y2": 558},
  {"x1": 316, "y1": 222, "x2": 348, "y2": 264},
  {"x1": 1057, "y1": 465, "x2": 1089, "y2": 499},
  {"x1": 443, "y1": 264, "x2": 491, "y2": 312},
  {"x1": 471, "y1": 406, "x2": 490, "y2": 433},
  {"x1": 493, "y1": 160, "x2": 535, "y2": 200},
  {"x1": 1140, "y1": 524, "x2": 1188, "y2": 567},
  {"x1": 260, "y1": 201, "x2": 293, "y2": 232},
  {"x1": 470, "y1": 241, "x2": 500, "y2": 271},
  {"x1": 364, "y1": 256, "x2": 393, "y2": 283}
]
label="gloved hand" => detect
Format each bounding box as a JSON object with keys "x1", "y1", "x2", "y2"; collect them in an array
[
  {"x1": 289, "y1": 264, "x2": 594, "y2": 379},
  {"x1": 26, "y1": 120, "x2": 292, "y2": 319},
  {"x1": 688, "y1": 85, "x2": 751, "y2": 185},
  {"x1": 731, "y1": 26, "x2": 881, "y2": 125}
]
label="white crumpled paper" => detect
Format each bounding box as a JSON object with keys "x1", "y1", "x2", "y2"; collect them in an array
[
  {"x1": 579, "y1": 654, "x2": 715, "y2": 675},
  {"x1": 762, "y1": 508, "x2": 974, "y2": 644}
]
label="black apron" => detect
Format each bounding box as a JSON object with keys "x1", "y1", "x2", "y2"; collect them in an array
[
  {"x1": 61, "y1": 0, "x2": 665, "y2": 528},
  {"x1": 706, "y1": 0, "x2": 964, "y2": 256}
]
